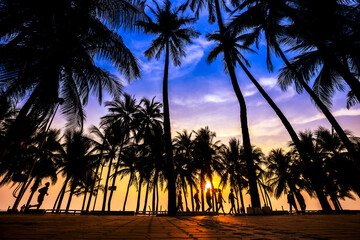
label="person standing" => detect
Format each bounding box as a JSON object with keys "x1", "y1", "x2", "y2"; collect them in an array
[
  {"x1": 228, "y1": 188, "x2": 237, "y2": 215},
  {"x1": 217, "y1": 189, "x2": 226, "y2": 214},
  {"x1": 194, "y1": 189, "x2": 201, "y2": 212},
  {"x1": 287, "y1": 191, "x2": 298, "y2": 213}
]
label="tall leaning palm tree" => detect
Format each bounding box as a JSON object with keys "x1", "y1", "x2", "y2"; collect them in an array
[
  {"x1": 136, "y1": 0, "x2": 199, "y2": 215},
  {"x1": 184, "y1": 0, "x2": 261, "y2": 208}
]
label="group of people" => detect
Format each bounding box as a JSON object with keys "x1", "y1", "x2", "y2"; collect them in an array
[
  {"x1": 287, "y1": 190, "x2": 306, "y2": 213},
  {"x1": 176, "y1": 187, "x2": 239, "y2": 215}
]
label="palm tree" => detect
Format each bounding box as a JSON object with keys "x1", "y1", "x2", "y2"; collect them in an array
[
  {"x1": 184, "y1": 0, "x2": 261, "y2": 208},
  {"x1": 136, "y1": 0, "x2": 200, "y2": 215},
  {"x1": 192, "y1": 126, "x2": 222, "y2": 211},
  {"x1": 174, "y1": 130, "x2": 198, "y2": 211},
  {"x1": 265, "y1": 149, "x2": 306, "y2": 207},
  {"x1": 0, "y1": 0, "x2": 146, "y2": 162},
  {"x1": 25, "y1": 129, "x2": 62, "y2": 209},
  {"x1": 55, "y1": 131, "x2": 98, "y2": 213},
  {"x1": 220, "y1": 138, "x2": 247, "y2": 213},
  {"x1": 230, "y1": 0, "x2": 360, "y2": 174},
  {"x1": 100, "y1": 93, "x2": 140, "y2": 211}
]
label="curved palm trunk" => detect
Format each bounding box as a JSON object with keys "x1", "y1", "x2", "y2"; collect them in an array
[
  {"x1": 102, "y1": 156, "x2": 114, "y2": 211},
  {"x1": 163, "y1": 41, "x2": 176, "y2": 215},
  {"x1": 275, "y1": 44, "x2": 360, "y2": 174},
  {"x1": 190, "y1": 186, "x2": 195, "y2": 211},
  {"x1": 108, "y1": 142, "x2": 125, "y2": 211},
  {"x1": 136, "y1": 176, "x2": 143, "y2": 213},
  {"x1": 238, "y1": 57, "x2": 332, "y2": 211},
  {"x1": 213, "y1": 0, "x2": 260, "y2": 208},
  {"x1": 25, "y1": 177, "x2": 40, "y2": 209},
  {"x1": 81, "y1": 188, "x2": 88, "y2": 211},
  {"x1": 86, "y1": 141, "x2": 105, "y2": 212},
  {"x1": 93, "y1": 160, "x2": 105, "y2": 211},
  {"x1": 52, "y1": 183, "x2": 64, "y2": 213},
  {"x1": 143, "y1": 181, "x2": 150, "y2": 213},
  {"x1": 182, "y1": 185, "x2": 188, "y2": 211},
  {"x1": 56, "y1": 177, "x2": 70, "y2": 213},
  {"x1": 65, "y1": 181, "x2": 77, "y2": 212},
  {"x1": 123, "y1": 172, "x2": 133, "y2": 211}
]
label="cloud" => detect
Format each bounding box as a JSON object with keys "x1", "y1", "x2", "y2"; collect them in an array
[
  {"x1": 293, "y1": 107, "x2": 360, "y2": 125},
  {"x1": 259, "y1": 77, "x2": 277, "y2": 89}
]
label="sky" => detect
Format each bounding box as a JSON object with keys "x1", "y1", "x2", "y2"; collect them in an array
[{"x1": 1, "y1": 1, "x2": 360, "y2": 212}]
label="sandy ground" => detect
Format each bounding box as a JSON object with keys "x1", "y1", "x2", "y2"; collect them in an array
[{"x1": 0, "y1": 213, "x2": 360, "y2": 239}]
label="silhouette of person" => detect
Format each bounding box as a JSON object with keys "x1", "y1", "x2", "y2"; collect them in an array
[
  {"x1": 31, "y1": 182, "x2": 50, "y2": 210},
  {"x1": 228, "y1": 188, "x2": 237, "y2": 215},
  {"x1": 287, "y1": 191, "x2": 298, "y2": 213},
  {"x1": 177, "y1": 191, "x2": 184, "y2": 212},
  {"x1": 205, "y1": 188, "x2": 212, "y2": 212},
  {"x1": 295, "y1": 189, "x2": 306, "y2": 211},
  {"x1": 194, "y1": 189, "x2": 200, "y2": 212},
  {"x1": 217, "y1": 189, "x2": 226, "y2": 214}
]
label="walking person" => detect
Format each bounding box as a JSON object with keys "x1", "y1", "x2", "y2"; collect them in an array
[
  {"x1": 217, "y1": 189, "x2": 226, "y2": 215},
  {"x1": 177, "y1": 191, "x2": 184, "y2": 212},
  {"x1": 205, "y1": 188, "x2": 212, "y2": 212},
  {"x1": 287, "y1": 191, "x2": 298, "y2": 213},
  {"x1": 228, "y1": 188, "x2": 237, "y2": 215},
  {"x1": 194, "y1": 189, "x2": 201, "y2": 212},
  {"x1": 30, "y1": 182, "x2": 50, "y2": 210}
]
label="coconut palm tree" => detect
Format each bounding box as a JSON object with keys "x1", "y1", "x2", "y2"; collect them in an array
[
  {"x1": 55, "y1": 131, "x2": 98, "y2": 213},
  {"x1": 219, "y1": 138, "x2": 248, "y2": 213},
  {"x1": 192, "y1": 126, "x2": 222, "y2": 211},
  {"x1": 230, "y1": 0, "x2": 360, "y2": 176},
  {"x1": 100, "y1": 93, "x2": 140, "y2": 211},
  {"x1": 184, "y1": 0, "x2": 261, "y2": 208},
  {"x1": 25, "y1": 129, "x2": 62, "y2": 209},
  {"x1": 136, "y1": 0, "x2": 200, "y2": 214}
]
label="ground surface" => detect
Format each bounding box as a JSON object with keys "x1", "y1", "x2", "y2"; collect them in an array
[{"x1": 0, "y1": 213, "x2": 359, "y2": 239}]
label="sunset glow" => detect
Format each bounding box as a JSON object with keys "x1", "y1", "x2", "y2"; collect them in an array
[{"x1": 205, "y1": 181, "x2": 212, "y2": 191}]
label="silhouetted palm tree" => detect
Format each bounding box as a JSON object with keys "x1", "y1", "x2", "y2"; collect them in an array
[
  {"x1": 136, "y1": 0, "x2": 199, "y2": 214},
  {"x1": 55, "y1": 131, "x2": 98, "y2": 213}
]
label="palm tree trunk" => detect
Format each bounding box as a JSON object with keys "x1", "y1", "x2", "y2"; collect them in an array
[
  {"x1": 86, "y1": 140, "x2": 105, "y2": 212},
  {"x1": 152, "y1": 174, "x2": 157, "y2": 214},
  {"x1": 163, "y1": 41, "x2": 176, "y2": 215},
  {"x1": 108, "y1": 141, "x2": 125, "y2": 211},
  {"x1": 102, "y1": 156, "x2": 114, "y2": 211},
  {"x1": 214, "y1": 0, "x2": 260, "y2": 208},
  {"x1": 136, "y1": 176, "x2": 143, "y2": 213},
  {"x1": 143, "y1": 181, "x2": 150, "y2": 213},
  {"x1": 190, "y1": 186, "x2": 194, "y2": 211},
  {"x1": 56, "y1": 177, "x2": 70, "y2": 213},
  {"x1": 238, "y1": 51, "x2": 332, "y2": 211},
  {"x1": 182, "y1": 185, "x2": 188, "y2": 211},
  {"x1": 93, "y1": 159, "x2": 105, "y2": 211},
  {"x1": 275, "y1": 44, "x2": 360, "y2": 174},
  {"x1": 156, "y1": 182, "x2": 159, "y2": 213},
  {"x1": 52, "y1": 184, "x2": 64, "y2": 213},
  {"x1": 65, "y1": 182, "x2": 77, "y2": 212},
  {"x1": 258, "y1": 182, "x2": 266, "y2": 207},
  {"x1": 81, "y1": 188, "x2": 88, "y2": 211},
  {"x1": 235, "y1": 188, "x2": 241, "y2": 214},
  {"x1": 265, "y1": 189, "x2": 272, "y2": 210},
  {"x1": 200, "y1": 173, "x2": 205, "y2": 211},
  {"x1": 123, "y1": 173, "x2": 133, "y2": 211},
  {"x1": 238, "y1": 187, "x2": 245, "y2": 214},
  {"x1": 25, "y1": 177, "x2": 39, "y2": 209}
]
